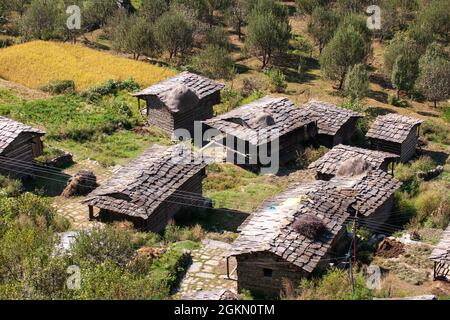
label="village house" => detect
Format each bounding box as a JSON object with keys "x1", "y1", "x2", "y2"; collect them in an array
[
  {"x1": 0, "y1": 116, "x2": 45, "y2": 178},
  {"x1": 303, "y1": 100, "x2": 363, "y2": 148},
  {"x1": 430, "y1": 225, "x2": 449, "y2": 282},
  {"x1": 83, "y1": 144, "x2": 208, "y2": 232},
  {"x1": 308, "y1": 144, "x2": 399, "y2": 180},
  {"x1": 132, "y1": 72, "x2": 224, "y2": 136},
  {"x1": 202, "y1": 96, "x2": 318, "y2": 171},
  {"x1": 228, "y1": 157, "x2": 401, "y2": 297},
  {"x1": 366, "y1": 113, "x2": 424, "y2": 162},
  {"x1": 327, "y1": 158, "x2": 402, "y2": 225},
  {"x1": 228, "y1": 181, "x2": 355, "y2": 297}
]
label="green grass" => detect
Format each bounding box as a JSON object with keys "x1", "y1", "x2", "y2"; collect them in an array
[
  {"x1": 0, "y1": 88, "x2": 21, "y2": 105},
  {"x1": 0, "y1": 89, "x2": 171, "y2": 166},
  {"x1": 203, "y1": 163, "x2": 288, "y2": 212}
]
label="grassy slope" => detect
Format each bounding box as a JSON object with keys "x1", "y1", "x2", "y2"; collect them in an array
[{"x1": 0, "y1": 41, "x2": 175, "y2": 90}]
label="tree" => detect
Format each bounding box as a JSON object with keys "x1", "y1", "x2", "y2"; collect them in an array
[
  {"x1": 320, "y1": 24, "x2": 369, "y2": 90},
  {"x1": 83, "y1": 0, "x2": 120, "y2": 30},
  {"x1": 295, "y1": 0, "x2": 331, "y2": 15},
  {"x1": 307, "y1": 6, "x2": 338, "y2": 54},
  {"x1": 245, "y1": 1, "x2": 291, "y2": 68},
  {"x1": 391, "y1": 54, "x2": 419, "y2": 98},
  {"x1": 380, "y1": 0, "x2": 418, "y2": 41},
  {"x1": 384, "y1": 33, "x2": 420, "y2": 75},
  {"x1": 225, "y1": 0, "x2": 257, "y2": 40},
  {"x1": 191, "y1": 45, "x2": 235, "y2": 79},
  {"x1": 140, "y1": 0, "x2": 169, "y2": 21},
  {"x1": 416, "y1": 44, "x2": 450, "y2": 107},
  {"x1": 414, "y1": 0, "x2": 450, "y2": 44},
  {"x1": 19, "y1": 0, "x2": 63, "y2": 40},
  {"x1": 154, "y1": 11, "x2": 194, "y2": 60},
  {"x1": 7, "y1": 0, "x2": 31, "y2": 16},
  {"x1": 206, "y1": 26, "x2": 230, "y2": 50},
  {"x1": 344, "y1": 63, "x2": 369, "y2": 101},
  {"x1": 109, "y1": 13, "x2": 159, "y2": 60}
]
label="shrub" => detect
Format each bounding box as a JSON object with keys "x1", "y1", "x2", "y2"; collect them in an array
[
  {"x1": 387, "y1": 94, "x2": 409, "y2": 108},
  {"x1": 40, "y1": 80, "x2": 75, "y2": 95},
  {"x1": 72, "y1": 226, "x2": 136, "y2": 267},
  {"x1": 164, "y1": 222, "x2": 205, "y2": 243},
  {"x1": 394, "y1": 163, "x2": 419, "y2": 194},
  {"x1": 296, "y1": 146, "x2": 328, "y2": 169},
  {"x1": 410, "y1": 156, "x2": 436, "y2": 173},
  {"x1": 191, "y1": 45, "x2": 235, "y2": 80},
  {"x1": 0, "y1": 38, "x2": 14, "y2": 48},
  {"x1": 413, "y1": 188, "x2": 450, "y2": 229},
  {"x1": 265, "y1": 68, "x2": 287, "y2": 93},
  {"x1": 80, "y1": 79, "x2": 140, "y2": 99},
  {"x1": 241, "y1": 78, "x2": 263, "y2": 98},
  {"x1": 421, "y1": 120, "x2": 450, "y2": 144},
  {"x1": 0, "y1": 176, "x2": 22, "y2": 197},
  {"x1": 298, "y1": 268, "x2": 373, "y2": 300},
  {"x1": 0, "y1": 193, "x2": 56, "y2": 229}
]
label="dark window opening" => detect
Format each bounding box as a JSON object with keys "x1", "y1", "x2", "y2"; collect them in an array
[{"x1": 263, "y1": 268, "x2": 273, "y2": 277}]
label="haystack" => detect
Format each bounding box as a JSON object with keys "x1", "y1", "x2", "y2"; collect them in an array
[
  {"x1": 164, "y1": 84, "x2": 199, "y2": 113},
  {"x1": 292, "y1": 214, "x2": 326, "y2": 240},
  {"x1": 336, "y1": 157, "x2": 371, "y2": 177},
  {"x1": 62, "y1": 170, "x2": 97, "y2": 197}
]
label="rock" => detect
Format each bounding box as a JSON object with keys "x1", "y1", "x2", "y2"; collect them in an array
[{"x1": 61, "y1": 170, "x2": 97, "y2": 197}]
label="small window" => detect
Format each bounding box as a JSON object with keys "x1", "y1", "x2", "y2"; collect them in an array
[{"x1": 263, "y1": 268, "x2": 273, "y2": 278}]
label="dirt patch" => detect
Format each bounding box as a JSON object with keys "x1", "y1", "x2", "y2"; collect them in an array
[
  {"x1": 376, "y1": 238, "x2": 405, "y2": 258},
  {"x1": 0, "y1": 77, "x2": 50, "y2": 100}
]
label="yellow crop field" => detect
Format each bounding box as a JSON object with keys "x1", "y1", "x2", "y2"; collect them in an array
[{"x1": 0, "y1": 41, "x2": 176, "y2": 90}]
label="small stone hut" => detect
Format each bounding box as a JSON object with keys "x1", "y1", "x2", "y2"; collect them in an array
[
  {"x1": 303, "y1": 100, "x2": 363, "y2": 148},
  {"x1": 0, "y1": 116, "x2": 45, "y2": 178},
  {"x1": 366, "y1": 113, "x2": 423, "y2": 162},
  {"x1": 309, "y1": 144, "x2": 399, "y2": 180},
  {"x1": 133, "y1": 72, "x2": 224, "y2": 136},
  {"x1": 83, "y1": 144, "x2": 208, "y2": 232},
  {"x1": 202, "y1": 96, "x2": 318, "y2": 171},
  {"x1": 228, "y1": 181, "x2": 354, "y2": 297},
  {"x1": 430, "y1": 225, "x2": 449, "y2": 281}
]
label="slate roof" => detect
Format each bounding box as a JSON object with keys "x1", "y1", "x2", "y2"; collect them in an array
[
  {"x1": 366, "y1": 113, "x2": 423, "y2": 143},
  {"x1": 229, "y1": 181, "x2": 354, "y2": 273},
  {"x1": 203, "y1": 96, "x2": 316, "y2": 145},
  {"x1": 302, "y1": 100, "x2": 363, "y2": 136},
  {"x1": 308, "y1": 144, "x2": 399, "y2": 177},
  {"x1": 83, "y1": 144, "x2": 206, "y2": 220},
  {"x1": 0, "y1": 116, "x2": 45, "y2": 154},
  {"x1": 430, "y1": 225, "x2": 450, "y2": 264},
  {"x1": 133, "y1": 71, "x2": 224, "y2": 104},
  {"x1": 329, "y1": 168, "x2": 401, "y2": 217},
  {"x1": 181, "y1": 289, "x2": 240, "y2": 300}
]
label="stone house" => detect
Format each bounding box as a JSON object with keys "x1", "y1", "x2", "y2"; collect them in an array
[
  {"x1": 308, "y1": 144, "x2": 399, "y2": 180},
  {"x1": 430, "y1": 225, "x2": 449, "y2": 281},
  {"x1": 366, "y1": 113, "x2": 423, "y2": 162},
  {"x1": 303, "y1": 100, "x2": 363, "y2": 148},
  {"x1": 83, "y1": 144, "x2": 208, "y2": 232},
  {"x1": 133, "y1": 72, "x2": 224, "y2": 137},
  {"x1": 202, "y1": 96, "x2": 318, "y2": 172},
  {"x1": 0, "y1": 116, "x2": 45, "y2": 178}
]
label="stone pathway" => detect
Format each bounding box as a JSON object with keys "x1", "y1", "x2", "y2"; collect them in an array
[
  {"x1": 52, "y1": 159, "x2": 116, "y2": 229},
  {"x1": 176, "y1": 239, "x2": 238, "y2": 296}
]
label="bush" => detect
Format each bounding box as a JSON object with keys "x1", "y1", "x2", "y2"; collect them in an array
[
  {"x1": 265, "y1": 68, "x2": 287, "y2": 93},
  {"x1": 164, "y1": 222, "x2": 205, "y2": 243},
  {"x1": 80, "y1": 79, "x2": 140, "y2": 100},
  {"x1": 421, "y1": 120, "x2": 450, "y2": 144},
  {"x1": 0, "y1": 193, "x2": 56, "y2": 229},
  {"x1": 410, "y1": 156, "x2": 436, "y2": 173},
  {"x1": 394, "y1": 163, "x2": 419, "y2": 194},
  {"x1": 387, "y1": 94, "x2": 409, "y2": 108},
  {"x1": 296, "y1": 146, "x2": 328, "y2": 169},
  {"x1": 0, "y1": 38, "x2": 14, "y2": 48},
  {"x1": 40, "y1": 80, "x2": 75, "y2": 95},
  {"x1": 297, "y1": 268, "x2": 373, "y2": 300},
  {"x1": 0, "y1": 176, "x2": 22, "y2": 197},
  {"x1": 72, "y1": 226, "x2": 136, "y2": 268},
  {"x1": 191, "y1": 45, "x2": 235, "y2": 80},
  {"x1": 413, "y1": 188, "x2": 450, "y2": 229}
]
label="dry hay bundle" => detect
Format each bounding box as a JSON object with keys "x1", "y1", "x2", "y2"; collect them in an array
[
  {"x1": 292, "y1": 214, "x2": 326, "y2": 240},
  {"x1": 376, "y1": 238, "x2": 405, "y2": 258},
  {"x1": 62, "y1": 170, "x2": 97, "y2": 198},
  {"x1": 336, "y1": 157, "x2": 371, "y2": 177},
  {"x1": 164, "y1": 84, "x2": 199, "y2": 113}
]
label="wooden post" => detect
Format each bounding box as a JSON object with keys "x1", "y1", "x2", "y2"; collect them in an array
[{"x1": 88, "y1": 206, "x2": 94, "y2": 221}]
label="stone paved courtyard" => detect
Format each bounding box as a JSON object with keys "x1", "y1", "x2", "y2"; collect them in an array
[
  {"x1": 52, "y1": 159, "x2": 116, "y2": 229},
  {"x1": 176, "y1": 239, "x2": 238, "y2": 297}
]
